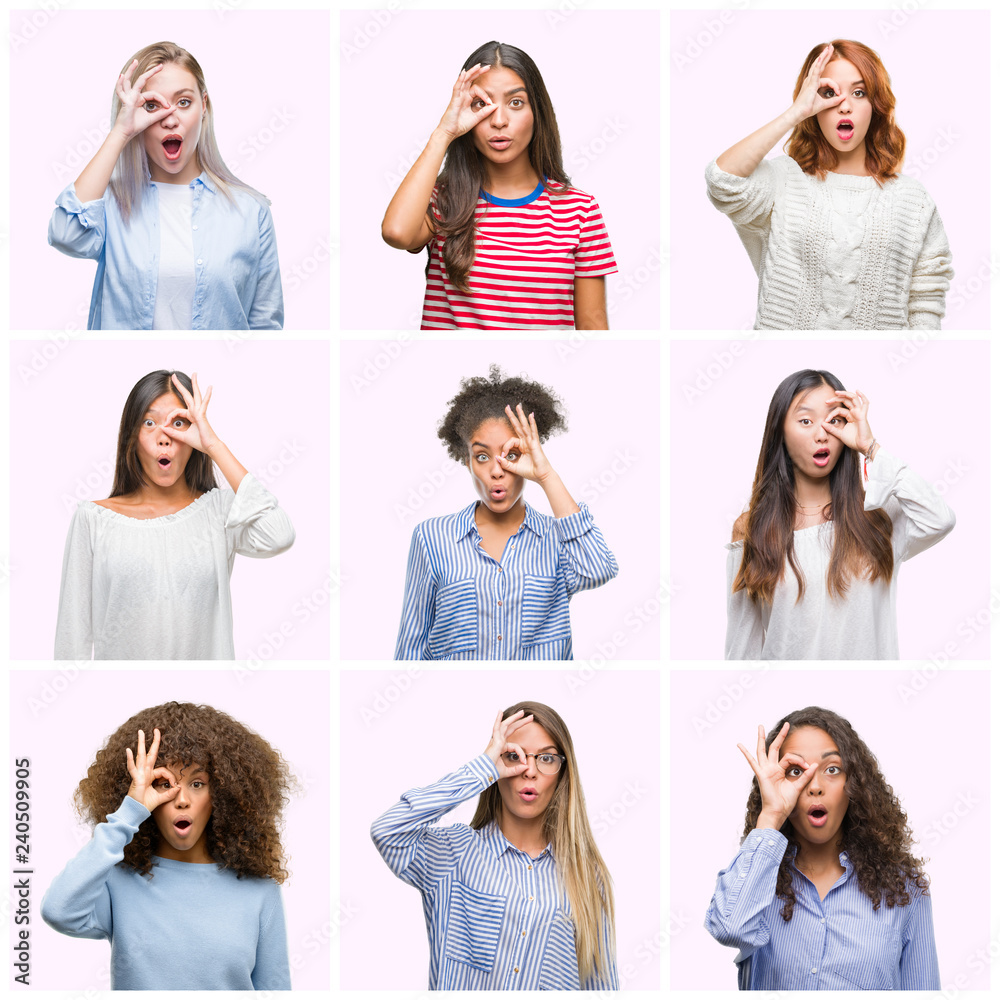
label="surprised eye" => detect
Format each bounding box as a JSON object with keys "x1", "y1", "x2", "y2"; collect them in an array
[
  {"x1": 143, "y1": 100, "x2": 160, "y2": 113},
  {"x1": 505, "y1": 450, "x2": 520, "y2": 462}
]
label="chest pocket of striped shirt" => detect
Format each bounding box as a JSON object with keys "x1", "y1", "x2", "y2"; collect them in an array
[
  {"x1": 520, "y1": 575, "x2": 571, "y2": 648},
  {"x1": 538, "y1": 910, "x2": 580, "y2": 990},
  {"x1": 427, "y1": 580, "x2": 479, "y2": 658},
  {"x1": 443, "y1": 880, "x2": 506, "y2": 972},
  {"x1": 826, "y1": 921, "x2": 902, "y2": 990}
]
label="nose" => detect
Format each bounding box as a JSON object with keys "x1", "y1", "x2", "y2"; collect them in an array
[
  {"x1": 174, "y1": 785, "x2": 189, "y2": 806},
  {"x1": 156, "y1": 424, "x2": 172, "y2": 446},
  {"x1": 523, "y1": 754, "x2": 539, "y2": 778},
  {"x1": 837, "y1": 91, "x2": 853, "y2": 112},
  {"x1": 806, "y1": 767, "x2": 823, "y2": 794},
  {"x1": 491, "y1": 103, "x2": 508, "y2": 128},
  {"x1": 491, "y1": 454, "x2": 506, "y2": 477}
]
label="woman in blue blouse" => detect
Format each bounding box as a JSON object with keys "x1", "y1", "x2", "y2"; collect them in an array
[
  {"x1": 706, "y1": 706, "x2": 939, "y2": 990},
  {"x1": 394, "y1": 366, "x2": 618, "y2": 659},
  {"x1": 371, "y1": 702, "x2": 617, "y2": 990},
  {"x1": 48, "y1": 41, "x2": 282, "y2": 330}
]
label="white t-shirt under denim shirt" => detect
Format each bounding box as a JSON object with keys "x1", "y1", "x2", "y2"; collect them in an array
[{"x1": 151, "y1": 182, "x2": 196, "y2": 330}]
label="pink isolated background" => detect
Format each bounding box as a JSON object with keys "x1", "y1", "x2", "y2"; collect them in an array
[
  {"x1": 669, "y1": 339, "x2": 989, "y2": 661},
  {"x1": 339, "y1": 339, "x2": 661, "y2": 661},
  {"x1": 11, "y1": 9, "x2": 330, "y2": 330},
  {"x1": 340, "y1": 669, "x2": 660, "y2": 990},
  {"x1": 10, "y1": 339, "x2": 330, "y2": 660},
  {"x1": 10, "y1": 669, "x2": 330, "y2": 990},
  {"x1": 670, "y1": 669, "x2": 990, "y2": 990},
  {"x1": 670, "y1": 9, "x2": 990, "y2": 330},
  {"x1": 340, "y1": 9, "x2": 660, "y2": 330}
]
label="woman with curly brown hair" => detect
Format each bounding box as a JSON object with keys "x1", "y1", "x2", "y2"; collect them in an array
[
  {"x1": 705, "y1": 707, "x2": 939, "y2": 990},
  {"x1": 394, "y1": 366, "x2": 617, "y2": 659},
  {"x1": 372, "y1": 702, "x2": 617, "y2": 989},
  {"x1": 706, "y1": 40, "x2": 953, "y2": 329},
  {"x1": 41, "y1": 703, "x2": 292, "y2": 990}
]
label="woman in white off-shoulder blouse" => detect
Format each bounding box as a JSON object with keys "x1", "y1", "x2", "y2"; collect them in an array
[
  {"x1": 726, "y1": 369, "x2": 954, "y2": 660},
  {"x1": 55, "y1": 370, "x2": 294, "y2": 660}
]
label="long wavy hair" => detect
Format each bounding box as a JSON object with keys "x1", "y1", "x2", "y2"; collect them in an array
[
  {"x1": 431, "y1": 42, "x2": 570, "y2": 291},
  {"x1": 471, "y1": 701, "x2": 615, "y2": 985},
  {"x1": 786, "y1": 39, "x2": 906, "y2": 184},
  {"x1": 109, "y1": 370, "x2": 217, "y2": 498},
  {"x1": 742, "y1": 707, "x2": 928, "y2": 919},
  {"x1": 75, "y1": 702, "x2": 293, "y2": 881},
  {"x1": 109, "y1": 41, "x2": 268, "y2": 222},
  {"x1": 732, "y1": 369, "x2": 893, "y2": 604}
]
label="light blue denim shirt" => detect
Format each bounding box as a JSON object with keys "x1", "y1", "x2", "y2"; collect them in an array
[{"x1": 48, "y1": 174, "x2": 283, "y2": 330}]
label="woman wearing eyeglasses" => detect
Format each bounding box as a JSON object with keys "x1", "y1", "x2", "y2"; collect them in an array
[{"x1": 370, "y1": 702, "x2": 617, "y2": 990}]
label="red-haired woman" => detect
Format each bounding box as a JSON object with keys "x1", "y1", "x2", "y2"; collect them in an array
[
  {"x1": 726, "y1": 370, "x2": 955, "y2": 659},
  {"x1": 706, "y1": 40, "x2": 952, "y2": 330}
]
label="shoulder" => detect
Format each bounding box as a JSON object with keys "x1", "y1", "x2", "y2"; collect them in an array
[
  {"x1": 548, "y1": 183, "x2": 601, "y2": 212},
  {"x1": 731, "y1": 511, "x2": 750, "y2": 543}
]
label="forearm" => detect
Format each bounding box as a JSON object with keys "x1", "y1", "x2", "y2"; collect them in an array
[
  {"x1": 538, "y1": 469, "x2": 580, "y2": 518},
  {"x1": 204, "y1": 439, "x2": 249, "y2": 492},
  {"x1": 716, "y1": 108, "x2": 801, "y2": 178},
  {"x1": 382, "y1": 128, "x2": 452, "y2": 250},
  {"x1": 74, "y1": 129, "x2": 131, "y2": 203}
]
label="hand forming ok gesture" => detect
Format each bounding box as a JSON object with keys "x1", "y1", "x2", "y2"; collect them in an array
[
  {"x1": 112, "y1": 61, "x2": 176, "y2": 141},
  {"x1": 437, "y1": 64, "x2": 499, "y2": 140},
  {"x1": 162, "y1": 372, "x2": 219, "y2": 455},
  {"x1": 495, "y1": 403, "x2": 554, "y2": 484},
  {"x1": 484, "y1": 709, "x2": 535, "y2": 778},
  {"x1": 737, "y1": 722, "x2": 818, "y2": 829},
  {"x1": 125, "y1": 728, "x2": 179, "y2": 812},
  {"x1": 791, "y1": 44, "x2": 848, "y2": 124},
  {"x1": 823, "y1": 389, "x2": 876, "y2": 455}
]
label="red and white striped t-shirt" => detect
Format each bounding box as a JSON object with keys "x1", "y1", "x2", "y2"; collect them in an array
[{"x1": 417, "y1": 181, "x2": 617, "y2": 330}]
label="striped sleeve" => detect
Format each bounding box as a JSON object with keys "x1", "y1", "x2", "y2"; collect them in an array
[
  {"x1": 705, "y1": 830, "x2": 786, "y2": 962},
  {"x1": 900, "y1": 888, "x2": 940, "y2": 989},
  {"x1": 370, "y1": 755, "x2": 499, "y2": 890},
  {"x1": 394, "y1": 525, "x2": 436, "y2": 660},
  {"x1": 555, "y1": 504, "x2": 619, "y2": 595},
  {"x1": 574, "y1": 196, "x2": 617, "y2": 277}
]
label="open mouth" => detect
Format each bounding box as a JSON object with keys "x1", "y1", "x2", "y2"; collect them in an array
[
  {"x1": 836, "y1": 120, "x2": 854, "y2": 141},
  {"x1": 158, "y1": 457, "x2": 171, "y2": 468},
  {"x1": 813, "y1": 448, "x2": 831, "y2": 467},
  {"x1": 806, "y1": 805, "x2": 828, "y2": 827},
  {"x1": 518, "y1": 788, "x2": 538, "y2": 803},
  {"x1": 162, "y1": 136, "x2": 183, "y2": 160},
  {"x1": 173, "y1": 818, "x2": 192, "y2": 835},
  {"x1": 490, "y1": 486, "x2": 506, "y2": 501}
]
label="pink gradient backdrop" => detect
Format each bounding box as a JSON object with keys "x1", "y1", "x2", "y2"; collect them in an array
[
  {"x1": 10, "y1": 669, "x2": 330, "y2": 990},
  {"x1": 670, "y1": 669, "x2": 990, "y2": 990},
  {"x1": 340, "y1": 669, "x2": 660, "y2": 990},
  {"x1": 340, "y1": 339, "x2": 661, "y2": 661},
  {"x1": 11, "y1": 9, "x2": 330, "y2": 330},
  {"x1": 10, "y1": 339, "x2": 330, "y2": 660},
  {"x1": 669, "y1": 339, "x2": 989, "y2": 660},
  {"x1": 670, "y1": 9, "x2": 990, "y2": 330},
  {"x1": 340, "y1": 10, "x2": 660, "y2": 330}
]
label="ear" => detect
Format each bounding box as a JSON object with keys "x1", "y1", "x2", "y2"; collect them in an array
[{"x1": 202, "y1": 93, "x2": 208, "y2": 117}]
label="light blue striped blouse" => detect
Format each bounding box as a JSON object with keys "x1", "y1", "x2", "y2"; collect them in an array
[
  {"x1": 371, "y1": 754, "x2": 618, "y2": 990},
  {"x1": 705, "y1": 828, "x2": 940, "y2": 990},
  {"x1": 394, "y1": 501, "x2": 617, "y2": 660}
]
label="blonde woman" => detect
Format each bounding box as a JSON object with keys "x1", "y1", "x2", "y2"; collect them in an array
[
  {"x1": 371, "y1": 702, "x2": 617, "y2": 990},
  {"x1": 48, "y1": 41, "x2": 282, "y2": 330}
]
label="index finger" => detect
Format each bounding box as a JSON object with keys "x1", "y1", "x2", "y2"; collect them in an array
[
  {"x1": 134, "y1": 63, "x2": 163, "y2": 89},
  {"x1": 147, "y1": 727, "x2": 162, "y2": 767},
  {"x1": 171, "y1": 373, "x2": 194, "y2": 406},
  {"x1": 767, "y1": 721, "x2": 790, "y2": 760}
]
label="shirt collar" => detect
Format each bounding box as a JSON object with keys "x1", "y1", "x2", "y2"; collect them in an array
[
  {"x1": 195, "y1": 171, "x2": 218, "y2": 193},
  {"x1": 480, "y1": 820, "x2": 552, "y2": 861},
  {"x1": 455, "y1": 501, "x2": 544, "y2": 541},
  {"x1": 790, "y1": 843, "x2": 854, "y2": 877}
]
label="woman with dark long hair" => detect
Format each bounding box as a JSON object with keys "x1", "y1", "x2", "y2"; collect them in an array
[
  {"x1": 394, "y1": 365, "x2": 617, "y2": 660},
  {"x1": 42, "y1": 703, "x2": 292, "y2": 989},
  {"x1": 371, "y1": 702, "x2": 617, "y2": 989},
  {"x1": 382, "y1": 41, "x2": 617, "y2": 330},
  {"x1": 706, "y1": 39, "x2": 952, "y2": 329},
  {"x1": 54, "y1": 370, "x2": 294, "y2": 660},
  {"x1": 49, "y1": 41, "x2": 283, "y2": 330},
  {"x1": 705, "y1": 707, "x2": 939, "y2": 989},
  {"x1": 726, "y1": 369, "x2": 954, "y2": 659}
]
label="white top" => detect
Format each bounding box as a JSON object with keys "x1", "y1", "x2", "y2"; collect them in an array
[
  {"x1": 705, "y1": 156, "x2": 953, "y2": 330},
  {"x1": 151, "y1": 182, "x2": 196, "y2": 330},
  {"x1": 725, "y1": 449, "x2": 955, "y2": 660},
  {"x1": 55, "y1": 473, "x2": 294, "y2": 660}
]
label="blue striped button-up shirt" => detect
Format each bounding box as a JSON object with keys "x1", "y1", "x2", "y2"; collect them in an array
[
  {"x1": 48, "y1": 175, "x2": 283, "y2": 330},
  {"x1": 394, "y1": 501, "x2": 617, "y2": 660},
  {"x1": 705, "y1": 829, "x2": 940, "y2": 989},
  {"x1": 371, "y1": 754, "x2": 618, "y2": 990}
]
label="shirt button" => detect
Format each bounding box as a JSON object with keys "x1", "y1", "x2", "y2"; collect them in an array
[
  {"x1": 521, "y1": 931, "x2": 526, "y2": 937},
  {"x1": 497, "y1": 565, "x2": 502, "y2": 572},
  {"x1": 514, "y1": 968, "x2": 519, "y2": 974},
  {"x1": 192, "y1": 224, "x2": 198, "y2": 230},
  {"x1": 820, "y1": 918, "x2": 825, "y2": 924},
  {"x1": 811, "y1": 968, "x2": 818, "y2": 975},
  {"x1": 527, "y1": 865, "x2": 532, "y2": 870},
  {"x1": 497, "y1": 635, "x2": 502, "y2": 641},
  {"x1": 497, "y1": 600, "x2": 502, "y2": 606},
  {"x1": 196, "y1": 258, "x2": 203, "y2": 265},
  {"x1": 529, "y1": 896, "x2": 534, "y2": 902}
]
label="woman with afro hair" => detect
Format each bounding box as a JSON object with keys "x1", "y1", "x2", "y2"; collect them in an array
[
  {"x1": 705, "y1": 707, "x2": 939, "y2": 990},
  {"x1": 41, "y1": 702, "x2": 292, "y2": 990},
  {"x1": 394, "y1": 366, "x2": 617, "y2": 660},
  {"x1": 706, "y1": 39, "x2": 952, "y2": 329}
]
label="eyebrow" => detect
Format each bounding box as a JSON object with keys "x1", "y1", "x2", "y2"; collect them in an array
[
  {"x1": 481, "y1": 86, "x2": 527, "y2": 99},
  {"x1": 524, "y1": 745, "x2": 559, "y2": 753},
  {"x1": 470, "y1": 441, "x2": 494, "y2": 450},
  {"x1": 168, "y1": 89, "x2": 196, "y2": 97}
]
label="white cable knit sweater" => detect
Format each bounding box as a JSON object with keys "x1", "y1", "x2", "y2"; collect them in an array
[{"x1": 706, "y1": 156, "x2": 953, "y2": 330}]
